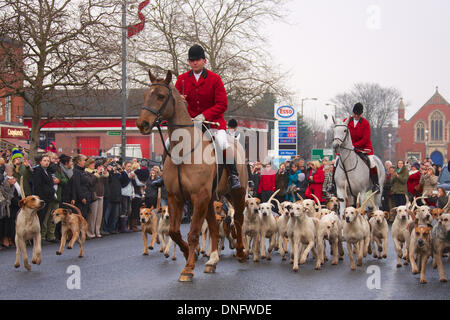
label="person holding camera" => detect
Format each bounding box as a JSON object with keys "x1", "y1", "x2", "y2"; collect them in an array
[
  {"x1": 85, "y1": 159, "x2": 109, "y2": 239},
  {"x1": 32, "y1": 154, "x2": 58, "y2": 242},
  {"x1": 119, "y1": 161, "x2": 135, "y2": 233},
  {"x1": 103, "y1": 162, "x2": 122, "y2": 234},
  {"x1": 71, "y1": 154, "x2": 91, "y2": 219},
  {"x1": 286, "y1": 162, "x2": 303, "y2": 202},
  {"x1": 0, "y1": 165, "x2": 20, "y2": 248},
  {"x1": 420, "y1": 166, "x2": 438, "y2": 200}
]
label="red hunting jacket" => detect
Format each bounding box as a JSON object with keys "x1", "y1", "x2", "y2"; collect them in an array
[
  {"x1": 175, "y1": 68, "x2": 227, "y2": 130},
  {"x1": 345, "y1": 117, "x2": 373, "y2": 155},
  {"x1": 257, "y1": 168, "x2": 277, "y2": 194},
  {"x1": 307, "y1": 166, "x2": 325, "y2": 202}
]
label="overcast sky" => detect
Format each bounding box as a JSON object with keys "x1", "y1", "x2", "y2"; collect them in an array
[{"x1": 264, "y1": 0, "x2": 450, "y2": 126}]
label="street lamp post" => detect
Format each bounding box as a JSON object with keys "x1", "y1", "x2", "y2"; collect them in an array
[
  {"x1": 388, "y1": 133, "x2": 392, "y2": 161},
  {"x1": 425, "y1": 129, "x2": 429, "y2": 160},
  {"x1": 325, "y1": 103, "x2": 337, "y2": 120},
  {"x1": 301, "y1": 97, "x2": 318, "y2": 117}
]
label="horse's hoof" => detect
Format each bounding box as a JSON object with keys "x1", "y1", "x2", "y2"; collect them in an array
[
  {"x1": 56, "y1": 251, "x2": 61, "y2": 256},
  {"x1": 396, "y1": 264, "x2": 402, "y2": 268},
  {"x1": 14, "y1": 263, "x2": 20, "y2": 269},
  {"x1": 172, "y1": 257, "x2": 177, "y2": 261},
  {"x1": 148, "y1": 246, "x2": 153, "y2": 250},
  {"x1": 440, "y1": 278, "x2": 448, "y2": 283},
  {"x1": 204, "y1": 265, "x2": 216, "y2": 273},
  {"x1": 67, "y1": 246, "x2": 72, "y2": 250},
  {"x1": 164, "y1": 254, "x2": 169, "y2": 258},
  {"x1": 78, "y1": 255, "x2": 83, "y2": 258},
  {"x1": 143, "y1": 252, "x2": 148, "y2": 256},
  {"x1": 179, "y1": 273, "x2": 193, "y2": 282}
]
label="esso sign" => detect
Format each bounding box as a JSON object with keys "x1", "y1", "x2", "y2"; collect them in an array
[{"x1": 276, "y1": 106, "x2": 295, "y2": 119}]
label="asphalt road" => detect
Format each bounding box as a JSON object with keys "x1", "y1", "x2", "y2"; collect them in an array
[{"x1": 1, "y1": 223, "x2": 449, "y2": 300}]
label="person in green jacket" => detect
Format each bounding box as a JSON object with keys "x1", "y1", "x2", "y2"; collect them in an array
[
  {"x1": 11, "y1": 148, "x2": 32, "y2": 197},
  {"x1": 391, "y1": 160, "x2": 409, "y2": 207}
]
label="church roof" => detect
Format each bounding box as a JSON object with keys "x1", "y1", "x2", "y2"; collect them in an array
[{"x1": 423, "y1": 87, "x2": 449, "y2": 106}]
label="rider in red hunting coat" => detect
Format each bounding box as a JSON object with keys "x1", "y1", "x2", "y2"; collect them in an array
[
  {"x1": 345, "y1": 102, "x2": 379, "y2": 193},
  {"x1": 174, "y1": 44, "x2": 240, "y2": 189},
  {"x1": 329, "y1": 102, "x2": 380, "y2": 194}
]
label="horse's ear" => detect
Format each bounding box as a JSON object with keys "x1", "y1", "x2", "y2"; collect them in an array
[
  {"x1": 164, "y1": 70, "x2": 172, "y2": 85},
  {"x1": 344, "y1": 116, "x2": 350, "y2": 125},
  {"x1": 148, "y1": 70, "x2": 157, "y2": 84}
]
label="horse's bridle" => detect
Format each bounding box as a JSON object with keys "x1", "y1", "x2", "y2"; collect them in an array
[
  {"x1": 332, "y1": 124, "x2": 353, "y2": 151},
  {"x1": 141, "y1": 83, "x2": 175, "y2": 129}
]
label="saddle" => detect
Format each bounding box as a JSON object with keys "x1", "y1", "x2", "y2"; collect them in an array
[{"x1": 355, "y1": 151, "x2": 371, "y2": 169}]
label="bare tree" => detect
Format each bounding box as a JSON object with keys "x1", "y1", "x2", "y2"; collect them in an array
[
  {"x1": 0, "y1": 0, "x2": 122, "y2": 159},
  {"x1": 331, "y1": 82, "x2": 402, "y2": 157},
  {"x1": 127, "y1": 0, "x2": 290, "y2": 111}
]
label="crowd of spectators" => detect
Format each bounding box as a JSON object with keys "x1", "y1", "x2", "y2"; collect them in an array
[{"x1": 0, "y1": 146, "x2": 166, "y2": 251}]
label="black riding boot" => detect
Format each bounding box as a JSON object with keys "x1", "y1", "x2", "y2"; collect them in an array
[
  {"x1": 370, "y1": 167, "x2": 380, "y2": 193},
  {"x1": 226, "y1": 162, "x2": 241, "y2": 190},
  {"x1": 327, "y1": 167, "x2": 336, "y2": 195}
]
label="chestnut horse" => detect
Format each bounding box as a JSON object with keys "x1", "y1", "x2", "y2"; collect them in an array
[{"x1": 136, "y1": 70, "x2": 248, "y2": 282}]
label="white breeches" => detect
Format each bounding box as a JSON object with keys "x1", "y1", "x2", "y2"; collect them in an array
[
  {"x1": 164, "y1": 129, "x2": 229, "y2": 151},
  {"x1": 211, "y1": 129, "x2": 229, "y2": 151},
  {"x1": 334, "y1": 154, "x2": 375, "y2": 168}
]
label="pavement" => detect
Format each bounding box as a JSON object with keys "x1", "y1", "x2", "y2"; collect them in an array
[{"x1": 0, "y1": 223, "x2": 449, "y2": 300}]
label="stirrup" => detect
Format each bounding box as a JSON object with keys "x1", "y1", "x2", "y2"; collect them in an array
[
  {"x1": 371, "y1": 184, "x2": 380, "y2": 193},
  {"x1": 228, "y1": 175, "x2": 241, "y2": 190}
]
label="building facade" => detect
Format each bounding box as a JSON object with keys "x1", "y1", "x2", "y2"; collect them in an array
[
  {"x1": 0, "y1": 37, "x2": 30, "y2": 150},
  {"x1": 23, "y1": 89, "x2": 270, "y2": 161},
  {"x1": 395, "y1": 87, "x2": 450, "y2": 166}
]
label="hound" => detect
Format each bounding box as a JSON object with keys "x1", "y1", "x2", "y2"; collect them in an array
[
  {"x1": 242, "y1": 197, "x2": 261, "y2": 262},
  {"x1": 158, "y1": 206, "x2": 177, "y2": 260},
  {"x1": 391, "y1": 199, "x2": 413, "y2": 267},
  {"x1": 52, "y1": 203, "x2": 88, "y2": 258},
  {"x1": 277, "y1": 201, "x2": 293, "y2": 261},
  {"x1": 325, "y1": 196, "x2": 340, "y2": 213},
  {"x1": 259, "y1": 190, "x2": 280, "y2": 260},
  {"x1": 289, "y1": 202, "x2": 319, "y2": 272},
  {"x1": 140, "y1": 206, "x2": 160, "y2": 256},
  {"x1": 14, "y1": 195, "x2": 45, "y2": 271},
  {"x1": 410, "y1": 222, "x2": 433, "y2": 284},
  {"x1": 368, "y1": 208, "x2": 389, "y2": 259},
  {"x1": 316, "y1": 212, "x2": 344, "y2": 268},
  {"x1": 342, "y1": 192, "x2": 376, "y2": 270},
  {"x1": 432, "y1": 212, "x2": 450, "y2": 282}
]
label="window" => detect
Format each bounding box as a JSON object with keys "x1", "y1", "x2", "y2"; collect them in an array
[
  {"x1": 430, "y1": 111, "x2": 444, "y2": 141},
  {"x1": 415, "y1": 122, "x2": 425, "y2": 142},
  {"x1": 5, "y1": 96, "x2": 11, "y2": 122}
]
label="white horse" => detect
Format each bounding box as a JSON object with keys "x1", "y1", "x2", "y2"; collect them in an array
[{"x1": 332, "y1": 117, "x2": 385, "y2": 217}]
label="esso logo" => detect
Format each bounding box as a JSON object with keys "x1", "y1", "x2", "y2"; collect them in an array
[{"x1": 277, "y1": 106, "x2": 295, "y2": 118}]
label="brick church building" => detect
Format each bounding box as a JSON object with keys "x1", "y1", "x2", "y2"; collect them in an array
[{"x1": 395, "y1": 87, "x2": 450, "y2": 166}]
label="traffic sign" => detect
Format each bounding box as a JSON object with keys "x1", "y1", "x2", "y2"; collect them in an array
[{"x1": 107, "y1": 131, "x2": 121, "y2": 136}]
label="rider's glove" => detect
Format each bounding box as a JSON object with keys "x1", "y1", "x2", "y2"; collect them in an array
[{"x1": 193, "y1": 114, "x2": 205, "y2": 122}]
